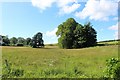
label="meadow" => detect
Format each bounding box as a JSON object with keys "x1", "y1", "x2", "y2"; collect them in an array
[{"x1": 2, "y1": 43, "x2": 118, "y2": 78}]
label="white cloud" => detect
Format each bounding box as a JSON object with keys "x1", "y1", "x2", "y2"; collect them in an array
[
  {"x1": 57, "y1": 0, "x2": 77, "y2": 7},
  {"x1": 108, "y1": 23, "x2": 118, "y2": 30},
  {"x1": 114, "y1": 31, "x2": 120, "y2": 39},
  {"x1": 46, "y1": 28, "x2": 57, "y2": 37},
  {"x1": 1, "y1": 0, "x2": 30, "y2": 2},
  {"x1": 115, "y1": 0, "x2": 120, "y2": 2},
  {"x1": 31, "y1": 0, "x2": 80, "y2": 14},
  {"x1": 113, "y1": 31, "x2": 120, "y2": 40},
  {"x1": 108, "y1": 22, "x2": 120, "y2": 39},
  {"x1": 57, "y1": 0, "x2": 80, "y2": 14},
  {"x1": 75, "y1": 0, "x2": 118, "y2": 21},
  {"x1": 31, "y1": 0, "x2": 56, "y2": 11},
  {"x1": 44, "y1": 28, "x2": 58, "y2": 44},
  {"x1": 58, "y1": 2, "x2": 80, "y2": 14},
  {"x1": 113, "y1": 17, "x2": 118, "y2": 21}
]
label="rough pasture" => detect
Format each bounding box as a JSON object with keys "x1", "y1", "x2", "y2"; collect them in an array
[{"x1": 2, "y1": 45, "x2": 118, "y2": 78}]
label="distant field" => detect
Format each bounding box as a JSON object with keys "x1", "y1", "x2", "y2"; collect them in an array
[
  {"x1": 98, "y1": 40, "x2": 120, "y2": 45},
  {"x1": 2, "y1": 44, "x2": 118, "y2": 78}
]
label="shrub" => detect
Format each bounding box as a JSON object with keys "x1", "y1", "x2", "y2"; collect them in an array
[
  {"x1": 104, "y1": 58, "x2": 120, "y2": 79},
  {"x1": 2, "y1": 42, "x2": 10, "y2": 46}
]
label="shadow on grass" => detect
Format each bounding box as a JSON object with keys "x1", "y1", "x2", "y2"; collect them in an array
[
  {"x1": 96, "y1": 44, "x2": 105, "y2": 46},
  {"x1": 32, "y1": 46, "x2": 58, "y2": 49}
]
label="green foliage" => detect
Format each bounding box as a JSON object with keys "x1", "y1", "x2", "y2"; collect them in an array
[
  {"x1": 2, "y1": 45, "x2": 118, "y2": 78},
  {"x1": 83, "y1": 22, "x2": 97, "y2": 47},
  {"x1": 2, "y1": 35, "x2": 10, "y2": 46},
  {"x1": 56, "y1": 18, "x2": 97, "y2": 49},
  {"x1": 10, "y1": 37, "x2": 18, "y2": 46},
  {"x1": 8, "y1": 37, "x2": 32, "y2": 46},
  {"x1": 56, "y1": 18, "x2": 77, "y2": 49},
  {"x1": 17, "y1": 37, "x2": 25, "y2": 45},
  {"x1": 98, "y1": 41, "x2": 119, "y2": 46},
  {"x1": 31, "y1": 32, "x2": 44, "y2": 48},
  {"x1": 104, "y1": 58, "x2": 120, "y2": 79},
  {"x1": 2, "y1": 60, "x2": 24, "y2": 78},
  {"x1": 25, "y1": 37, "x2": 31, "y2": 45}
]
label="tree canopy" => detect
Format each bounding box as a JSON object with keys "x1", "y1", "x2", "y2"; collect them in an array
[
  {"x1": 1, "y1": 32, "x2": 44, "y2": 48},
  {"x1": 2, "y1": 35, "x2": 10, "y2": 46},
  {"x1": 25, "y1": 38, "x2": 31, "y2": 45},
  {"x1": 56, "y1": 18, "x2": 97, "y2": 49},
  {"x1": 31, "y1": 32, "x2": 44, "y2": 48},
  {"x1": 10, "y1": 37, "x2": 18, "y2": 46}
]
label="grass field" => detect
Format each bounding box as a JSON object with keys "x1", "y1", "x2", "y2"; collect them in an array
[
  {"x1": 2, "y1": 45, "x2": 118, "y2": 78},
  {"x1": 98, "y1": 40, "x2": 119, "y2": 45}
]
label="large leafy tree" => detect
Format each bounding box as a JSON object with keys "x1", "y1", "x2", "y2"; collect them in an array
[
  {"x1": 56, "y1": 18, "x2": 77, "y2": 49},
  {"x1": 83, "y1": 22, "x2": 97, "y2": 47},
  {"x1": 10, "y1": 37, "x2": 18, "y2": 46},
  {"x1": 56, "y1": 18, "x2": 97, "y2": 49},
  {"x1": 25, "y1": 37, "x2": 31, "y2": 45},
  {"x1": 73, "y1": 24, "x2": 85, "y2": 48},
  {"x1": 31, "y1": 32, "x2": 44, "y2": 48},
  {"x1": 17, "y1": 37, "x2": 25, "y2": 44}
]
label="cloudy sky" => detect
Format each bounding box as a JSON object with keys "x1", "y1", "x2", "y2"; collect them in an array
[{"x1": 1, "y1": 0, "x2": 119, "y2": 44}]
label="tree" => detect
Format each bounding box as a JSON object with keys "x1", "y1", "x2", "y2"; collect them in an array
[
  {"x1": 17, "y1": 37, "x2": 25, "y2": 46},
  {"x1": 25, "y1": 38, "x2": 31, "y2": 45},
  {"x1": 2, "y1": 35, "x2": 10, "y2": 46},
  {"x1": 56, "y1": 18, "x2": 78, "y2": 49},
  {"x1": 73, "y1": 24, "x2": 85, "y2": 48},
  {"x1": 31, "y1": 32, "x2": 44, "y2": 48},
  {"x1": 56, "y1": 18, "x2": 97, "y2": 49},
  {"x1": 0, "y1": 35, "x2": 2, "y2": 46},
  {"x1": 10, "y1": 37, "x2": 18, "y2": 46},
  {"x1": 83, "y1": 22, "x2": 97, "y2": 47}
]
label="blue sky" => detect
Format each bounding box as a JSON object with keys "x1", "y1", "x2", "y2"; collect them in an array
[{"x1": 1, "y1": 0, "x2": 119, "y2": 44}]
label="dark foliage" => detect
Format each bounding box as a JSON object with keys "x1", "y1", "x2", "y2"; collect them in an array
[
  {"x1": 10, "y1": 37, "x2": 18, "y2": 46},
  {"x1": 1, "y1": 35, "x2": 10, "y2": 46},
  {"x1": 31, "y1": 32, "x2": 44, "y2": 48}
]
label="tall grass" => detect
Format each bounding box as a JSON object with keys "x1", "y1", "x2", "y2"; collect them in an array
[{"x1": 2, "y1": 45, "x2": 118, "y2": 78}]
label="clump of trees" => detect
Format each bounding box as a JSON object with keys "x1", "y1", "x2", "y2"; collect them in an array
[
  {"x1": 0, "y1": 36, "x2": 2, "y2": 46},
  {"x1": 1, "y1": 36, "x2": 31, "y2": 46},
  {"x1": 31, "y1": 32, "x2": 44, "y2": 48},
  {"x1": 0, "y1": 32, "x2": 44, "y2": 48},
  {"x1": 1, "y1": 35, "x2": 10, "y2": 46},
  {"x1": 56, "y1": 18, "x2": 97, "y2": 49},
  {"x1": 10, "y1": 37, "x2": 18, "y2": 46}
]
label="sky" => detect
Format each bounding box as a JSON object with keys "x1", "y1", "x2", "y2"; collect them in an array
[{"x1": 0, "y1": 0, "x2": 119, "y2": 44}]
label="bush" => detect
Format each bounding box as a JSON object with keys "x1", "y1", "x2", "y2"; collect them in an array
[
  {"x1": 2, "y1": 43, "x2": 6, "y2": 46},
  {"x1": 104, "y1": 58, "x2": 120, "y2": 79},
  {"x1": 16, "y1": 43, "x2": 24, "y2": 46},
  {"x1": 2, "y1": 42, "x2": 10, "y2": 46}
]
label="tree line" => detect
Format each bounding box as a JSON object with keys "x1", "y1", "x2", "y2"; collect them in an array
[
  {"x1": 0, "y1": 18, "x2": 97, "y2": 49},
  {"x1": 0, "y1": 32, "x2": 44, "y2": 48}
]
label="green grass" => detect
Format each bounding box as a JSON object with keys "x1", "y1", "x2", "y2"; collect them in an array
[
  {"x1": 98, "y1": 40, "x2": 120, "y2": 45},
  {"x1": 2, "y1": 45, "x2": 118, "y2": 78}
]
